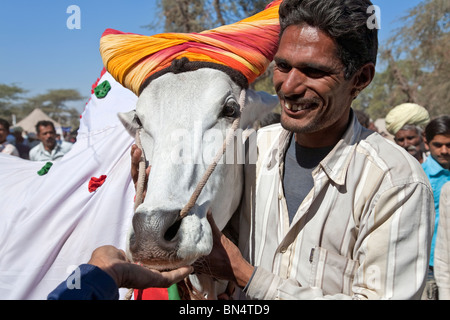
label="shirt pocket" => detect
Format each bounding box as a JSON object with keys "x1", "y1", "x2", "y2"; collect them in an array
[{"x1": 309, "y1": 246, "x2": 359, "y2": 296}]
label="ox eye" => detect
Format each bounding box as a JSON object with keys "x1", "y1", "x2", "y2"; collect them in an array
[
  {"x1": 134, "y1": 115, "x2": 143, "y2": 127},
  {"x1": 221, "y1": 98, "x2": 240, "y2": 118}
]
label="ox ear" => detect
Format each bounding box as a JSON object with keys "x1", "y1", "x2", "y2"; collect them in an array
[
  {"x1": 118, "y1": 110, "x2": 140, "y2": 137},
  {"x1": 240, "y1": 90, "x2": 279, "y2": 129}
]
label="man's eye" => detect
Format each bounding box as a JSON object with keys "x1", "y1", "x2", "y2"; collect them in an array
[
  {"x1": 276, "y1": 61, "x2": 291, "y2": 72},
  {"x1": 303, "y1": 67, "x2": 327, "y2": 78}
]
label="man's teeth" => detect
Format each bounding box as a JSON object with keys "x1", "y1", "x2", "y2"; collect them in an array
[{"x1": 285, "y1": 102, "x2": 307, "y2": 111}]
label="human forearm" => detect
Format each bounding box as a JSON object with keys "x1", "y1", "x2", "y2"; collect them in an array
[
  {"x1": 194, "y1": 212, "x2": 254, "y2": 289},
  {"x1": 230, "y1": 252, "x2": 255, "y2": 289},
  {"x1": 48, "y1": 264, "x2": 119, "y2": 300}
]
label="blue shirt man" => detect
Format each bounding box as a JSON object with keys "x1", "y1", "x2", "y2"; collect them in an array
[
  {"x1": 422, "y1": 155, "x2": 450, "y2": 267},
  {"x1": 422, "y1": 116, "x2": 450, "y2": 268}
]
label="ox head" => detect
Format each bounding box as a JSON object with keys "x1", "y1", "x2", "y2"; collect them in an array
[{"x1": 119, "y1": 60, "x2": 278, "y2": 271}]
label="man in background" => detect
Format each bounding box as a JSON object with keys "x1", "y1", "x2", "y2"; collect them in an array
[
  {"x1": 0, "y1": 118, "x2": 19, "y2": 157},
  {"x1": 29, "y1": 120, "x2": 73, "y2": 161},
  {"x1": 422, "y1": 115, "x2": 450, "y2": 299},
  {"x1": 385, "y1": 103, "x2": 430, "y2": 164}
]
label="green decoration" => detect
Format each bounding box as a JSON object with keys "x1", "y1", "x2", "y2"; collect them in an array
[
  {"x1": 94, "y1": 80, "x2": 111, "y2": 99},
  {"x1": 167, "y1": 284, "x2": 181, "y2": 300},
  {"x1": 37, "y1": 162, "x2": 53, "y2": 176}
]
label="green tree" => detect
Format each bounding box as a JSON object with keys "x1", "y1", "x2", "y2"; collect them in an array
[
  {"x1": 356, "y1": 0, "x2": 450, "y2": 119},
  {"x1": 0, "y1": 84, "x2": 84, "y2": 129},
  {"x1": 0, "y1": 84, "x2": 28, "y2": 121},
  {"x1": 145, "y1": 0, "x2": 269, "y2": 33},
  {"x1": 161, "y1": 0, "x2": 208, "y2": 32},
  {"x1": 23, "y1": 89, "x2": 84, "y2": 129}
]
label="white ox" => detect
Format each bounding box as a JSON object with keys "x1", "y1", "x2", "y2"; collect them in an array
[
  {"x1": 0, "y1": 62, "x2": 278, "y2": 299},
  {"x1": 120, "y1": 59, "x2": 278, "y2": 298}
]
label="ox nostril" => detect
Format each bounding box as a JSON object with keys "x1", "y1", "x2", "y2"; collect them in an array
[{"x1": 164, "y1": 218, "x2": 182, "y2": 242}]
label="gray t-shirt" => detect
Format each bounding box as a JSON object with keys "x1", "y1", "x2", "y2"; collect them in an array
[{"x1": 283, "y1": 136, "x2": 333, "y2": 224}]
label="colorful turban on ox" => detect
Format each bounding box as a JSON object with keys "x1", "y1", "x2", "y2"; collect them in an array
[
  {"x1": 100, "y1": 0, "x2": 282, "y2": 96},
  {"x1": 385, "y1": 103, "x2": 430, "y2": 135}
]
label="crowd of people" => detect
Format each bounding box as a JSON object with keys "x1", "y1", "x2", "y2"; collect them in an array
[
  {"x1": 383, "y1": 104, "x2": 449, "y2": 300},
  {"x1": 0, "y1": 119, "x2": 73, "y2": 161},
  {"x1": 2, "y1": 0, "x2": 449, "y2": 300}
]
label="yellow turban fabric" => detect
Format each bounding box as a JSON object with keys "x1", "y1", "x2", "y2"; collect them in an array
[
  {"x1": 385, "y1": 103, "x2": 430, "y2": 135},
  {"x1": 100, "y1": 0, "x2": 282, "y2": 96}
]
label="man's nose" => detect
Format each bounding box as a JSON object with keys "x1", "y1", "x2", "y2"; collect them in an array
[{"x1": 282, "y1": 69, "x2": 307, "y2": 96}]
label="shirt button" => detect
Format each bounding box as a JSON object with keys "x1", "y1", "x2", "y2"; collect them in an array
[{"x1": 280, "y1": 247, "x2": 287, "y2": 253}]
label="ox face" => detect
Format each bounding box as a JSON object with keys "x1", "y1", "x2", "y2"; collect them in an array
[{"x1": 119, "y1": 68, "x2": 278, "y2": 271}]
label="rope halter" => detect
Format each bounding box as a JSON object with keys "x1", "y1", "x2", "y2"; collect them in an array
[{"x1": 133, "y1": 88, "x2": 247, "y2": 220}]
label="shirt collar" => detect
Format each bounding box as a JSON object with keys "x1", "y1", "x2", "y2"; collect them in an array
[
  {"x1": 278, "y1": 109, "x2": 366, "y2": 186},
  {"x1": 318, "y1": 111, "x2": 365, "y2": 186},
  {"x1": 37, "y1": 142, "x2": 60, "y2": 155},
  {"x1": 423, "y1": 154, "x2": 450, "y2": 177}
]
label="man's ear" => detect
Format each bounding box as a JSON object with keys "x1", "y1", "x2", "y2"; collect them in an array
[
  {"x1": 352, "y1": 62, "x2": 375, "y2": 98},
  {"x1": 118, "y1": 110, "x2": 139, "y2": 137}
]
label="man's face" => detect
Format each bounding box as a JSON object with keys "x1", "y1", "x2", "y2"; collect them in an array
[
  {"x1": 0, "y1": 124, "x2": 8, "y2": 144},
  {"x1": 394, "y1": 129, "x2": 424, "y2": 159},
  {"x1": 427, "y1": 134, "x2": 450, "y2": 169},
  {"x1": 273, "y1": 24, "x2": 356, "y2": 146},
  {"x1": 37, "y1": 125, "x2": 57, "y2": 151}
]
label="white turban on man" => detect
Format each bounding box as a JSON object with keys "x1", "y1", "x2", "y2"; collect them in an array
[{"x1": 385, "y1": 103, "x2": 430, "y2": 135}]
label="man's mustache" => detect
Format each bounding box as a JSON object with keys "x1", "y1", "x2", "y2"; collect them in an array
[{"x1": 278, "y1": 93, "x2": 321, "y2": 106}]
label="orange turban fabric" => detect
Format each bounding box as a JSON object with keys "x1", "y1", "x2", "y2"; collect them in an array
[{"x1": 100, "y1": 0, "x2": 282, "y2": 96}]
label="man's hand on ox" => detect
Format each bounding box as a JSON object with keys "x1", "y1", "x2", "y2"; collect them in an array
[
  {"x1": 88, "y1": 245, "x2": 193, "y2": 290},
  {"x1": 194, "y1": 212, "x2": 255, "y2": 289},
  {"x1": 131, "y1": 144, "x2": 151, "y2": 199}
]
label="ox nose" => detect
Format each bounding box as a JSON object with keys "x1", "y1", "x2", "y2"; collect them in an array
[{"x1": 130, "y1": 209, "x2": 183, "y2": 251}]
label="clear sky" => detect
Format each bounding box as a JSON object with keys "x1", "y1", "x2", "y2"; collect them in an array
[{"x1": 0, "y1": 0, "x2": 424, "y2": 113}]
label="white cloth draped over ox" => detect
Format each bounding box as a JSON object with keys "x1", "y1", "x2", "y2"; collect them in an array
[{"x1": 0, "y1": 72, "x2": 137, "y2": 299}]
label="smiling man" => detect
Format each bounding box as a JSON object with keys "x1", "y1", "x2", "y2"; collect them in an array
[{"x1": 193, "y1": 0, "x2": 435, "y2": 300}]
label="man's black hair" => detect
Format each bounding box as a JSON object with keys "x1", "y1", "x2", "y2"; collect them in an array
[{"x1": 279, "y1": 0, "x2": 378, "y2": 79}]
